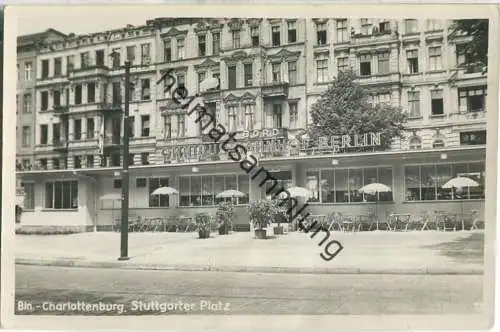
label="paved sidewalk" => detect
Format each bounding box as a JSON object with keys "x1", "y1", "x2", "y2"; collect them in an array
[{"x1": 15, "y1": 230, "x2": 484, "y2": 274}]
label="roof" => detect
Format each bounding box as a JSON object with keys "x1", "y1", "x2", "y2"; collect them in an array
[{"x1": 17, "y1": 28, "x2": 67, "y2": 46}]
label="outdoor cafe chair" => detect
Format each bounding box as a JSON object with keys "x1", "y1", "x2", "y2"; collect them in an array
[
  {"x1": 337, "y1": 213, "x2": 357, "y2": 232},
  {"x1": 437, "y1": 212, "x2": 457, "y2": 232},
  {"x1": 147, "y1": 217, "x2": 165, "y2": 232},
  {"x1": 388, "y1": 213, "x2": 411, "y2": 231},
  {"x1": 327, "y1": 213, "x2": 343, "y2": 231},
  {"x1": 166, "y1": 216, "x2": 180, "y2": 232}
]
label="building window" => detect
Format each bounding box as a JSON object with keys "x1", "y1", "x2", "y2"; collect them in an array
[
  {"x1": 177, "y1": 74, "x2": 185, "y2": 88},
  {"x1": 177, "y1": 38, "x2": 185, "y2": 60},
  {"x1": 128, "y1": 153, "x2": 135, "y2": 166},
  {"x1": 198, "y1": 34, "x2": 206, "y2": 56},
  {"x1": 287, "y1": 61, "x2": 297, "y2": 85},
  {"x1": 74, "y1": 119, "x2": 82, "y2": 140},
  {"x1": 312, "y1": 167, "x2": 393, "y2": 203},
  {"x1": 53, "y1": 90, "x2": 61, "y2": 106},
  {"x1": 359, "y1": 54, "x2": 371, "y2": 76},
  {"x1": 336, "y1": 19, "x2": 348, "y2": 43},
  {"x1": 128, "y1": 116, "x2": 135, "y2": 138},
  {"x1": 429, "y1": 46, "x2": 442, "y2": 71},
  {"x1": 371, "y1": 93, "x2": 391, "y2": 106},
  {"x1": 404, "y1": 19, "x2": 418, "y2": 34},
  {"x1": 111, "y1": 48, "x2": 121, "y2": 69},
  {"x1": 67, "y1": 55, "x2": 75, "y2": 73},
  {"x1": 433, "y1": 139, "x2": 445, "y2": 148},
  {"x1": 289, "y1": 102, "x2": 298, "y2": 128},
  {"x1": 40, "y1": 124, "x2": 48, "y2": 145},
  {"x1": 250, "y1": 28, "x2": 259, "y2": 47},
  {"x1": 408, "y1": 91, "x2": 420, "y2": 117},
  {"x1": 39, "y1": 158, "x2": 48, "y2": 170},
  {"x1": 431, "y1": 90, "x2": 444, "y2": 115},
  {"x1": 149, "y1": 177, "x2": 170, "y2": 207},
  {"x1": 244, "y1": 63, "x2": 253, "y2": 87},
  {"x1": 41, "y1": 60, "x2": 49, "y2": 79},
  {"x1": 272, "y1": 25, "x2": 281, "y2": 46},
  {"x1": 288, "y1": 21, "x2": 297, "y2": 43},
  {"x1": 86, "y1": 155, "x2": 94, "y2": 168},
  {"x1": 141, "y1": 43, "x2": 151, "y2": 65},
  {"x1": 179, "y1": 175, "x2": 249, "y2": 206},
  {"x1": 23, "y1": 93, "x2": 32, "y2": 113},
  {"x1": 406, "y1": 50, "x2": 419, "y2": 74},
  {"x1": 22, "y1": 183, "x2": 35, "y2": 210},
  {"x1": 22, "y1": 126, "x2": 31, "y2": 147},
  {"x1": 44, "y1": 181, "x2": 78, "y2": 209},
  {"x1": 41, "y1": 91, "x2": 49, "y2": 111},
  {"x1": 87, "y1": 82, "x2": 95, "y2": 103},
  {"x1": 141, "y1": 152, "x2": 150, "y2": 165},
  {"x1": 86, "y1": 118, "x2": 95, "y2": 139},
  {"x1": 405, "y1": 163, "x2": 484, "y2": 201},
  {"x1": 164, "y1": 115, "x2": 172, "y2": 139},
  {"x1": 141, "y1": 79, "x2": 150, "y2": 100},
  {"x1": 460, "y1": 131, "x2": 486, "y2": 145},
  {"x1": 141, "y1": 115, "x2": 150, "y2": 137},
  {"x1": 316, "y1": 53, "x2": 328, "y2": 83},
  {"x1": 94, "y1": 50, "x2": 104, "y2": 67},
  {"x1": 52, "y1": 158, "x2": 60, "y2": 170},
  {"x1": 24, "y1": 62, "x2": 32, "y2": 81},
  {"x1": 113, "y1": 179, "x2": 122, "y2": 189},
  {"x1": 54, "y1": 58, "x2": 62, "y2": 76},
  {"x1": 378, "y1": 52, "x2": 390, "y2": 74},
  {"x1": 212, "y1": 32, "x2": 220, "y2": 55},
  {"x1": 80, "y1": 52, "x2": 90, "y2": 69},
  {"x1": 360, "y1": 18, "x2": 372, "y2": 35},
  {"x1": 272, "y1": 104, "x2": 282, "y2": 128},
  {"x1": 178, "y1": 114, "x2": 185, "y2": 137},
  {"x1": 232, "y1": 31, "x2": 240, "y2": 49},
  {"x1": 112, "y1": 82, "x2": 121, "y2": 105},
  {"x1": 316, "y1": 23, "x2": 327, "y2": 45},
  {"x1": 162, "y1": 39, "x2": 171, "y2": 62},
  {"x1": 426, "y1": 19, "x2": 442, "y2": 31},
  {"x1": 227, "y1": 106, "x2": 237, "y2": 132},
  {"x1": 272, "y1": 63, "x2": 281, "y2": 83},
  {"x1": 337, "y1": 56, "x2": 348, "y2": 72},
  {"x1": 244, "y1": 104, "x2": 255, "y2": 130},
  {"x1": 379, "y1": 21, "x2": 391, "y2": 33},
  {"x1": 228, "y1": 65, "x2": 237, "y2": 89},
  {"x1": 459, "y1": 86, "x2": 487, "y2": 113},
  {"x1": 196, "y1": 72, "x2": 205, "y2": 93},
  {"x1": 408, "y1": 136, "x2": 422, "y2": 150},
  {"x1": 75, "y1": 84, "x2": 82, "y2": 105},
  {"x1": 52, "y1": 123, "x2": 60, "y2": 144},
  {"x1": 127, "y1": 46, "x2": 136, "y2": 62},
  {"x1": 74, "y1": 156, "x2": 82, "y2": 169}
]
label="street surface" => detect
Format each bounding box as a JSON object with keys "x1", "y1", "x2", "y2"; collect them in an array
[{"x1": 15, "y1": 265, "x2": 483, "y2": 315}]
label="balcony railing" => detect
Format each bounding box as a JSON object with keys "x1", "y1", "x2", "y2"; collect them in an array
[
  {"x1": 53, "y1": 139, "x2": 69, "y2": 150},
  {"x1": 68, "y1": 65, "x2": 110, "y2": 80},
  {"x1": 103, "y1": 136, "x2": 123, "y2": 146},
  {"x1": 53, "y1": 105, "x2": 69, "y2": 114},
  {"x1": 262, "y1": 82, "x2": 289, "y2": 98}
]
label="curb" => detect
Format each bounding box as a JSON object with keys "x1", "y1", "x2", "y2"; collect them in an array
[{"x1": 15, "y1": 258, "x2": 484, "y2": 275}]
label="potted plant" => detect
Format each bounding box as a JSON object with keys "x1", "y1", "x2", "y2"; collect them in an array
[
  {"x1": 195, "y1": 213, "x2": 211, "y2": 239},
  {"x1": 248, "y1": 200, "x2": 275, "y2": 239},
  {"x1": 216, "y1": 201, "x2": 234, "y2": 235},
  {"x1": 272, "y1": 200, "x2": 288, "y2": 235}
]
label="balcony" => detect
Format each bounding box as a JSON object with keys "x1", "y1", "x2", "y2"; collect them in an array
[
  {"x1": 351, "y1": 31, "x2": 397, "y2": 46},
  {"x1": 53, "y1": 105, "x2": 69, "y2": 115},
  {"x1": 53, "y1": 139, "x2": 69, "y2": 152},
  {"x1": 103, "y1": 136, "x2": 123, "y2": 149},
  {"x1": 262, "y1": 82, "x2": 289, "y2": 98},
  {"x1": 356, "y1": 73, "x2": 401, "y2": 86},
  {"x1": 69, "y1": 102, "x2": 122, "y2": 114},
  {"x1": 447, "y1": 110, "x2": 487, "y2": 123},
  {"x1": 68, "y1": 139, "x2": 99, "y2": 150},
  {"x1": 68, "y1": 65, "x2": 110, "y2": 80}
]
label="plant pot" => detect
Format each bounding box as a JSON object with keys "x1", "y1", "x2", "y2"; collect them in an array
[
  {"x1": 273, "y1": 226, "x2": 284, "y2": 235},
  {"x1": 218, "y1": 226, "x2": 229, "y2": 235},
  {"x1": 198, "y1": 229, "x2": 210, "y2": 239},
  {"x1": 254, "y1": 229, "x2": 267, "y2": 239}
]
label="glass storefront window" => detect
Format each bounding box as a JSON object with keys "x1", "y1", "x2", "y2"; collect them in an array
[
  {"x1": 321, "y1": 170, "x2": 335, "y2": 203},
  {"x1": 349, "y1": 169, "x2": 363, "y2": 202},
  {"x1": 334, "y1": 169, "x2": 349, "y2": 203},
  {"x1": 149, "y1": 177, "x2": 169, "y2": 207},
  {"x1": 378, "y1": 167, "x2": 393, "y2": 202},
  {"x1": 363, "y1": 168, "x2": 378, "y2": 202},
  {"x1": 305, "y1": 171, "x2": 320, "y2": 202},
  {"x1": 179, "y1": 174, "x2": 250, "y2": 206},
  {"x1": 404, "y1": 162, "x2": 485, "y2": 201}
]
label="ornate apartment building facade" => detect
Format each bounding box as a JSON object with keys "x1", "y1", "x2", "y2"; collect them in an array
[{"x1": 16, "y1": 18, "x2": 487, "y2": 230}]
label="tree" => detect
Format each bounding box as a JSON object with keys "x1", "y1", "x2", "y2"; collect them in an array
[
  {"x1": 449, "y1": 19, "x2": 488, "y2": 71},
  {"x1": 308, "y1": 69, "x2": 407, "y2": 151}
]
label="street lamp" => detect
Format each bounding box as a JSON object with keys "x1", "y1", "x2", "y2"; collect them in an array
[{"x1": 109, "y1": 51, "x2": 132, "y2": 261}]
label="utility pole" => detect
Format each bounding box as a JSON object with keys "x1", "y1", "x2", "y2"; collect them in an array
[{"x1": 118, "y1": 60, "x2": 131, "y2": 261}]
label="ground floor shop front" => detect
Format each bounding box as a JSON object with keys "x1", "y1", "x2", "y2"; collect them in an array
[{"x1": 17, "y1": 146, "x2": 486, "y2": 231}]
